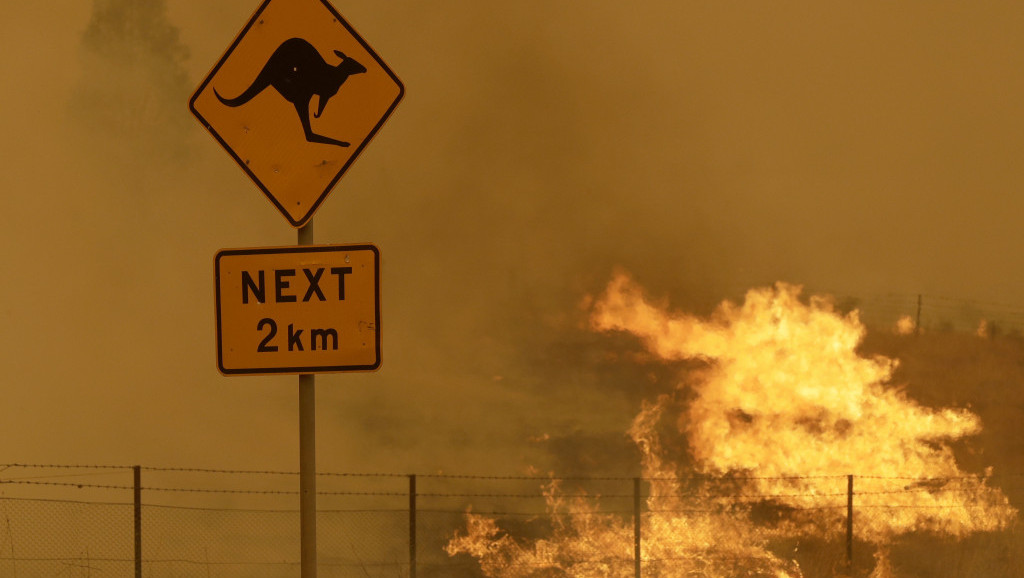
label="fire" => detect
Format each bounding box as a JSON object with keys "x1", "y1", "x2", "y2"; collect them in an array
[
  {"x1": 446, "y1": 481, "x2": 642, "y2": 577},
  {"x1": 447, "y1": 272, "x2": 1015, "y2": 576},
  {"x1": 894, "y1": 315, "x2": 915, "y2": 335},
  {"x1": 446, "y1": 475, "x2": 802, "y2": 578},
  {"x1": 977, "y1": 319, "x2": 990, "y2": 338}
]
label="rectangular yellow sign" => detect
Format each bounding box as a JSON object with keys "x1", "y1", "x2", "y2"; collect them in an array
[{"x1": 215, "y1": 244, "x2": 380, "y2": 375}]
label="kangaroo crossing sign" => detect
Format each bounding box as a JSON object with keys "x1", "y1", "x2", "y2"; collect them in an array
[
  {"x1": 215, "y1": 244, "x2": 381, "y2": 375},
  {"x1": 190, "y1": 0, "x2": 404, "y2": 227}
]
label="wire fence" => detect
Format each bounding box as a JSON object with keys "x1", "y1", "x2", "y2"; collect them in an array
[
  {"x1": 1, "y1": 465, "x2": 1022, "y2": 577},
  {"x1": 800, "y1": 290, "x2": 1024, "y2": 338}
]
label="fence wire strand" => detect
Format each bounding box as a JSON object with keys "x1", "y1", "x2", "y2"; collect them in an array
[{"x1": 0, "y1": 467, "x2": 1021, "y2": 577}]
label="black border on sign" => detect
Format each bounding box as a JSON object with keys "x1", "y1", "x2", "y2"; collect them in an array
[
  {"x1": 188, "y1": 0, "x2": 405, "y2": 228},
  {"x1": 214, "y1": 244, "x2": 382, "y2": 375}
]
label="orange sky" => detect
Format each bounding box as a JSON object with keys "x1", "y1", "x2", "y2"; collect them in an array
[{"x1": 2, "y1": 1, "x2": 1023, "y2": 475}]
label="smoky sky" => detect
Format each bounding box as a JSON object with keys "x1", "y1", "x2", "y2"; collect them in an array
[{"x1": 2, "y1": 1, "x2": 1024, "y2": 478}]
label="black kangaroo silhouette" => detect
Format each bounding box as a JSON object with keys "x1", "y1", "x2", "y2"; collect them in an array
[{"x1": 214, "y1": 37, "x2": 367, "y2": 147}]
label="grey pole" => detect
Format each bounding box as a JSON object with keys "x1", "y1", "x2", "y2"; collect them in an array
[
  {"x1": 409, "y1": 474, "x2": 417, "y2": 578},
  {"x1": 299, "y1": 221, "x2": 317, "y2": 578},
  {"x1": 846, "y1": 474, "x2": 854, "y2": 575},
  {"x1": 915, "y1": 295, "x2": 922, "y2": 335},
  {"x1": 634, "y1": 477, "x2": 642, "y2": 578},
  {"x1": 134, "y1": 465, "x2": 141, "y2": 578}
]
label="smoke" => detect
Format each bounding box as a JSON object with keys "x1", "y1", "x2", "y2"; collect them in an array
[
  {"x1": 3, "y1": 6, "x2": 1024, "y2": 577},
  {"x1": 2, "y1": 0, "x2": 1024, "y2": 493},
  {"x1": 71, "y1": 0, "x2": 192, "y2": 160}
]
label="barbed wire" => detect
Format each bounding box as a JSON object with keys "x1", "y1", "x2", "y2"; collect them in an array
[
  {"x1": 0, "y1": 556, "x2": 405, "y2": 569},
  {"x1": 0, "y1": 480, "x2": 1010, "y2": 504},
  {"x1": 0, "y1": 496, "x2": 133, "y2": 508},
  {"x1": 0, "y1": 480, "x2": 133, "y2": 491},
  {"x1": 1, "y1": 463, "x2": 133, "y2": 471},
  {"x1": 0, "y1": 494, "x2": 999, "y2": 517},
  {"x1": 5, "y1": 464, "x2": 1022, "y2": 484}
]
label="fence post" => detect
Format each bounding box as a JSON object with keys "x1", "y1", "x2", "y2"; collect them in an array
[
  {"x1": 916, "y1": 295, "x2": 922, "y2": 335},
  {"x1": 409, "y1": 474, "x2": 417, "y2": 578},
  {"x1": 846, "y1": 474, "x2": 853, "y2": 575},
  {"x1": 134, "y1": 465, "x2": 142, "y2": 578},
  {"x1": 634, "y1": 477, "x2": 642, "y2": 578}
]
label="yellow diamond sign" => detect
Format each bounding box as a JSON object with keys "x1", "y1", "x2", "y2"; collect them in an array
[{"x1": 189, "y1": 0, "x2": 404, "y2": 227}]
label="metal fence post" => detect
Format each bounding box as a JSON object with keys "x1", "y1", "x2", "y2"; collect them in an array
[
  {"x1": 846, "y1": 474, "x2": 854, "y2": 575},
  {"x1": 916, "y1": 294, "x2": 922, "y2": 335},
  {"x1": 634, "y1": 477, "x2": 642, "y2": 578},
  {"x1": 409, "y1": 474, "x2": 417, "y2": 578},
  {"x1": 134, "y1": 465, "x2": 142, "y2": 578}
]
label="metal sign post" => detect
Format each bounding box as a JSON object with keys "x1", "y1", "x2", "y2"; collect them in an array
[
  {"x1": 192, "y1": 0, "x2": 402, "y2": 574},
  {"x1": 299, "y1": 373, "x2": 316, "y2": 576},
  {"x1": 298, "y1": 222, "x2": 317, "y2": 577}
]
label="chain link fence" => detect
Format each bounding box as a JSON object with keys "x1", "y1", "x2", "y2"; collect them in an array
[{"x1": 1, "y1": 465, "x2": 1022, "y2": 577}]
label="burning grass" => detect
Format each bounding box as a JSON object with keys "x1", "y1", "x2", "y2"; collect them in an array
[{"x1": 447, "y1": 273, "x2": 1017, "y2": 577}]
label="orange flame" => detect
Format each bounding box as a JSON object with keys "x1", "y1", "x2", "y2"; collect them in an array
[
  {"x1": 591, "y1": 273, "x2": 1013, "y2": 540},
  {"x1": 894, "y1": 315, "x2": 915, "y2": 335},
  {"x1": 447, "y1": 273, "x2": 1015, "y2": 576}
]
